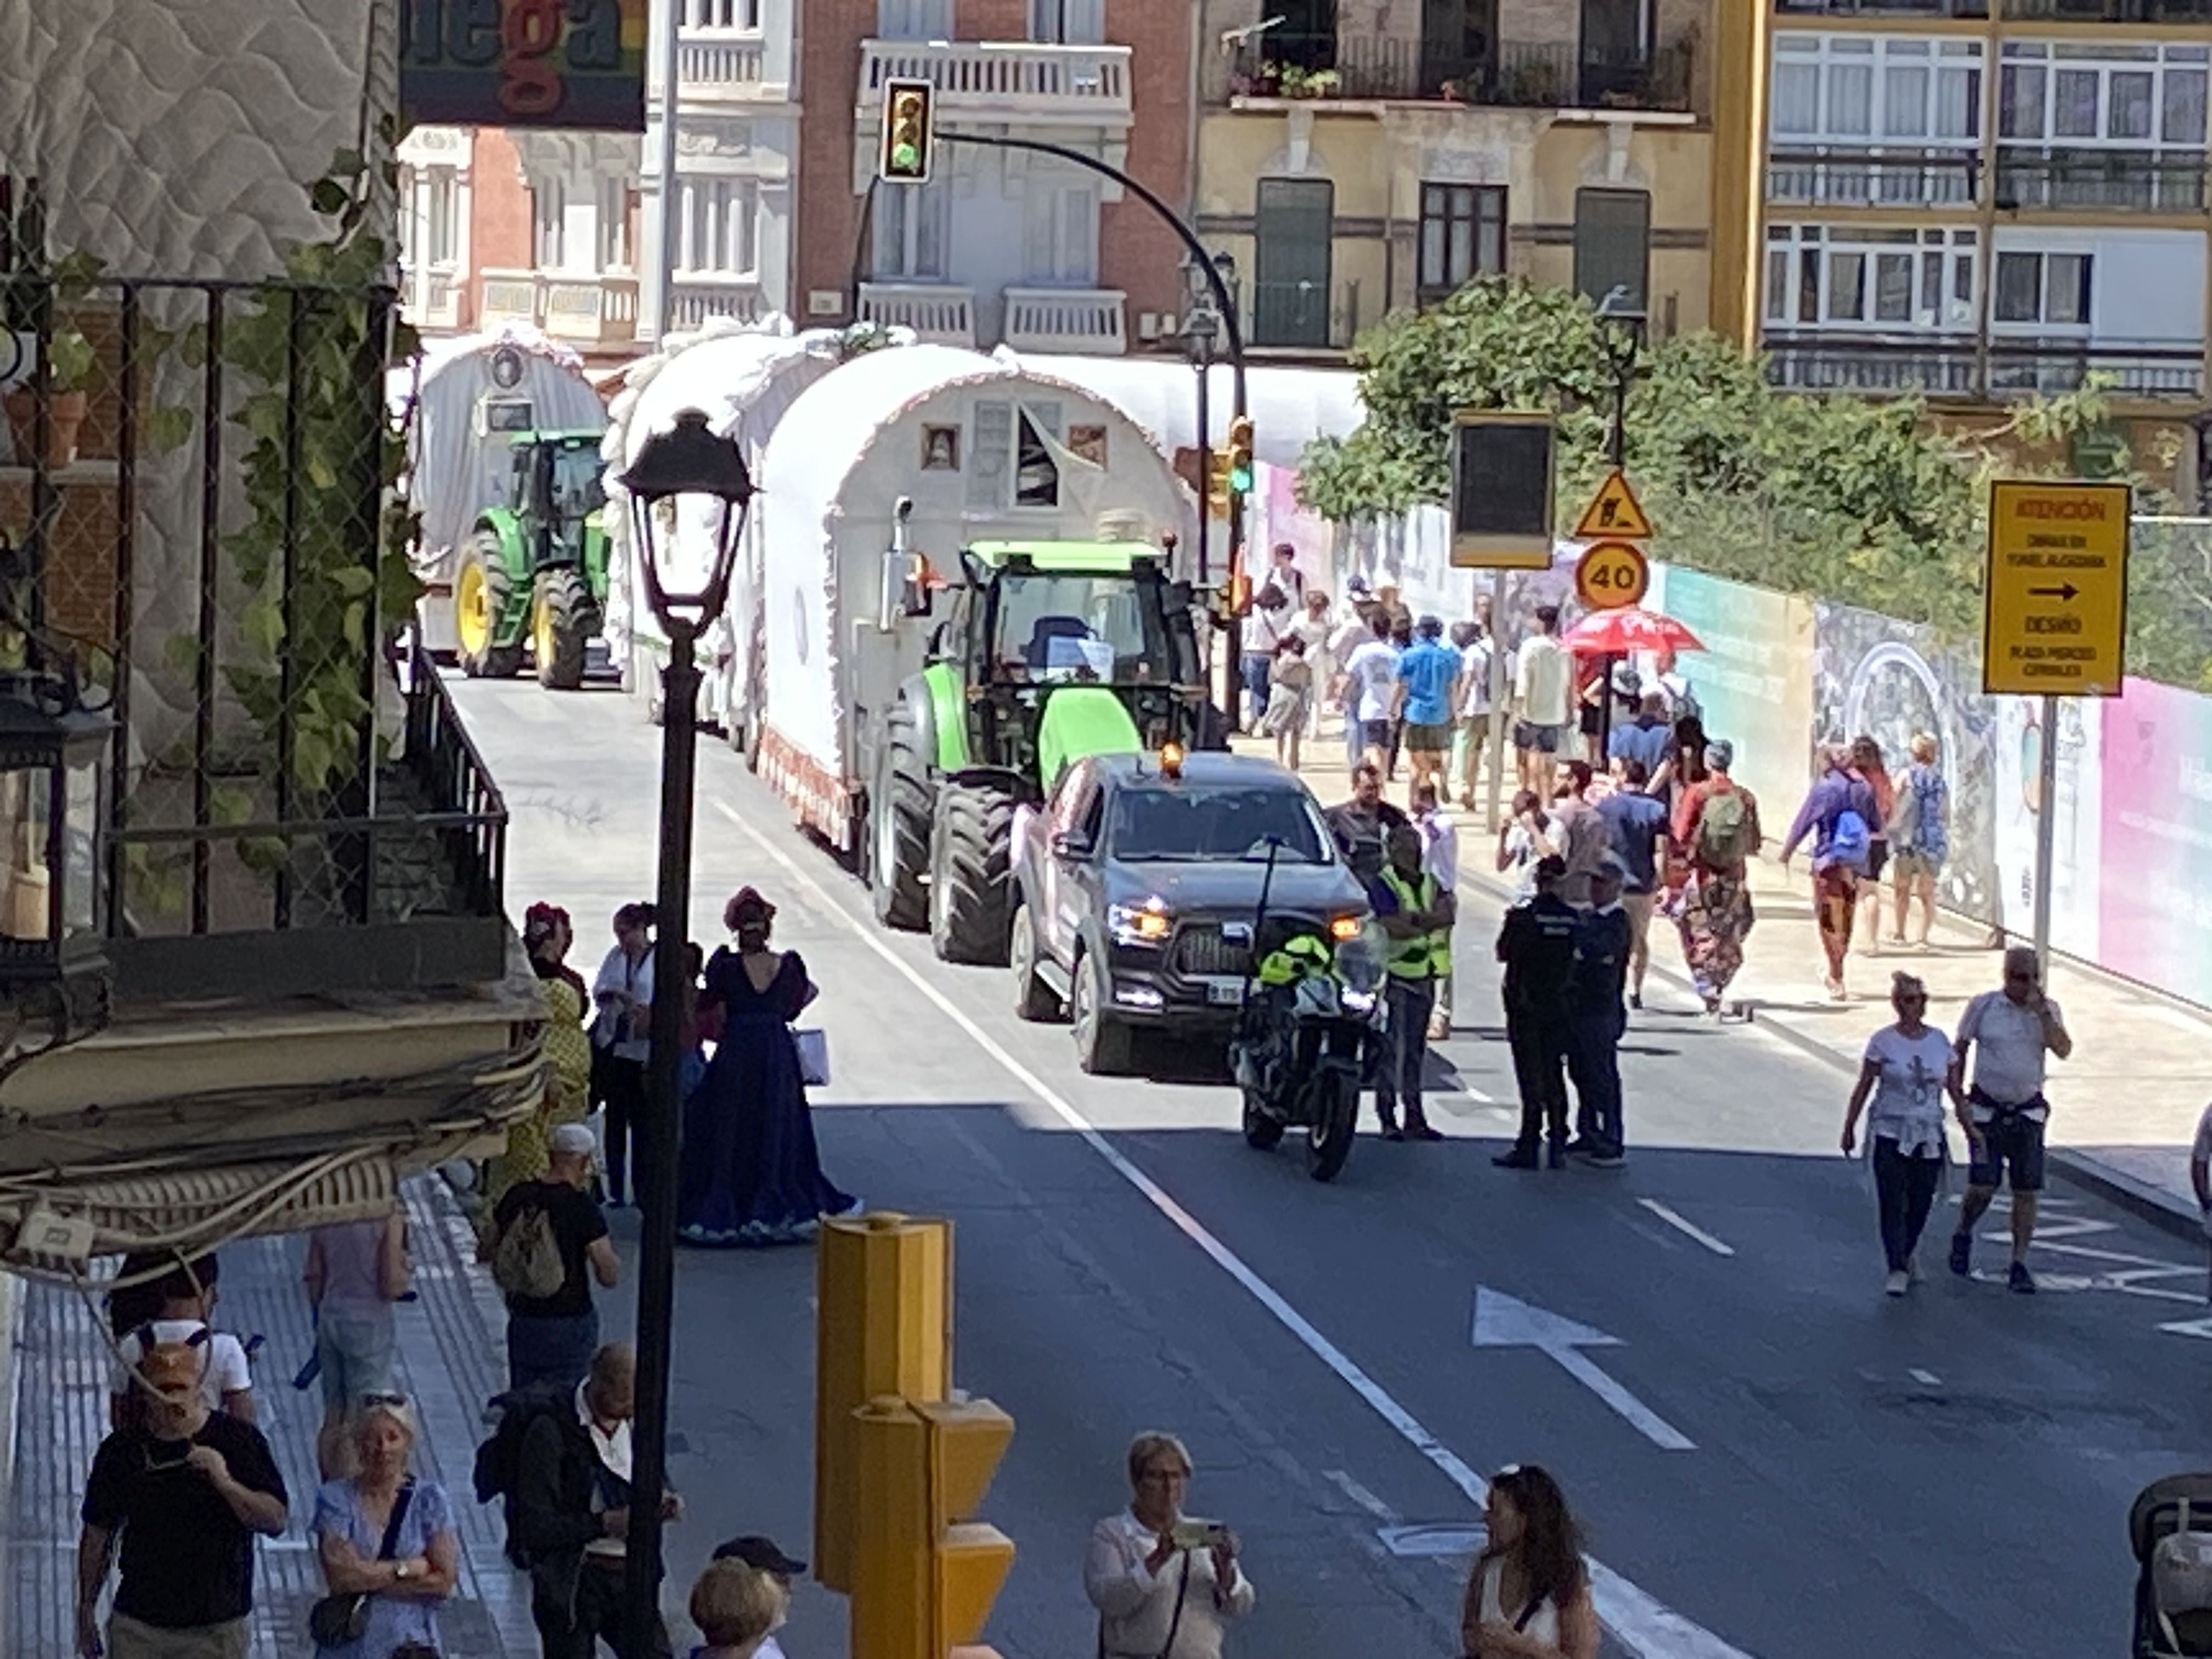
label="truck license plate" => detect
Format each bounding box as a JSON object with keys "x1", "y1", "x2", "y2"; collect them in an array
[{"x1": 1202, "y1": 977, "x2": 1247, "y2": 1006}]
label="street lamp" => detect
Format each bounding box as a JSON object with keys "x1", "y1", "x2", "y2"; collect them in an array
[
  {"x1": 0, "y1": 668, "x2": 111, "y2": 1037},
  {"x1": 1594, "y1": 284, "x2": 1646, "y2": 470},
  {"x1": 614, "y1": 408, "x2": 755, "y2": 1658}
]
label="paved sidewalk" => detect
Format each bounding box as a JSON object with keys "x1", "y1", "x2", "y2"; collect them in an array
[
  {"x1": 8, "y1": 1178, "x2": 535, "y2": 1658},
  {"x1": 1242, "y1": 723, "x2": 2212, "y2": 1237}
]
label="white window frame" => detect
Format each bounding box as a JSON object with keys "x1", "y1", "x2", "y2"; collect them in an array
[
  {"x1": 678, "y1": 177, "x2": 759, "y2": 278},
  {"x1": 873, "y1": 180, "x2": 951, "y2": 280},
  {"x1": 422, "y1": 165, "x2": 458, "y2": 267},
  {"x1": 1998, "y1": 41, "x2": 2210, "y2": 151},
  {"x1": 1990, "y1": 249, "x2": 2094, "y2": 333},
  {"x1": 1763, "y1": 224, "x2": 1979, "y2": 335},
  {"x1": 1770, "y1": 34, "x2": 1983, "y2": 149}
]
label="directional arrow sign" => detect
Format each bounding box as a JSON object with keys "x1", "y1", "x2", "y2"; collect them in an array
[
  {"x1": 1471, "y1": 1288, "x2": 1695, "y2": 1451},
  {"x1": 2029, "y1": 583, "x2": 2080, "y2": 601}
]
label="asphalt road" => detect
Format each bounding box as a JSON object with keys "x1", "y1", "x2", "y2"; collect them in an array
[{"x1": 454, "y1": 676, "x2": 2208, "y2": 1659}]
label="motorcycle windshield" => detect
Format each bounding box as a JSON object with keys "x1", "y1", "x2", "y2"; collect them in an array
[{"x1": 1335, "y1": 926, "x2": 1388, "y2": 995}]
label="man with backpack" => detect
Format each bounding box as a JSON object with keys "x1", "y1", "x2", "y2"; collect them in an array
[
  {"x1": 1780, "y1": 746, "x2": 1883, "y2": 1003},
  {"x1": 487, "y1": 1122, "x2": 619, "y2": 1393}
]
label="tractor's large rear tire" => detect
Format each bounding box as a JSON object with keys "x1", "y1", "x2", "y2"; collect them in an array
[
  {"x1": 532, "y1": 566, "x2": 596, "y2": 690},
  {"x1": 870, "y1": 699, "x2": 931, "y2": 932},
  {"x1": 456, "y1": 533, "x2": 523, "y2": 679},
  {"x1": 929, "y1": 779, "x2": 1017, "y2": 966}
]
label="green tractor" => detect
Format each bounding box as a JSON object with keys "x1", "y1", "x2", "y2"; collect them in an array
[
  {"x1": 453, "y1": 430, "x2": 610, "y2": 690},
  {"x1": 867, "y1": 540, "x2": 1219, "y2": 965}
]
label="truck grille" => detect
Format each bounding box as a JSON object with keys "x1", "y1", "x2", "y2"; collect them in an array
[{"x1": 1173, "y1": 925, "x2": 1252, "y2": 977}]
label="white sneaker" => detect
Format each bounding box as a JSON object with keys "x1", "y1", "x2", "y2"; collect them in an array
[
  {"x1": 1884, "y1": 1270, "x2": 1909, "y2": 1297},
  {"x1": 1908, "y1": 1253, "x2": 1923, "y2": 1283}
]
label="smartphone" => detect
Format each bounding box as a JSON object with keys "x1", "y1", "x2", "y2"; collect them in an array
[{"x1": 1169, "y1": 1519, "x2": 1228, "y2": 1550}]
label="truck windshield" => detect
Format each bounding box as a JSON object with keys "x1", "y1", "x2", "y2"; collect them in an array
[
  {"x1": 1108, "y1": 786, "x2": 1330, "y2": 864},
  {"x1": 991, "y1": 572, "x2": 1170, "y2": 683}
]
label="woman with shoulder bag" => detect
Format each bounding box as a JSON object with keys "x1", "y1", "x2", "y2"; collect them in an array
[
  {"x1": 1086, "y1": 1432, "x2": 1254, "y2": 1659},
  {"x1": 311, "y1": 1395, "x2": 456, "y2": 1659},
  {"x1": 1460, "y1": 1465, "x2": 1598, "y2": 1659}
]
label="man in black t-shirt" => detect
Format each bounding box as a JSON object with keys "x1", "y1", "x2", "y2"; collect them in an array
[
  {"x1": 77, "y1": 1335, "x2": 289, "y2": 1659},
  {"x1": 493, "y1": 1120, "x2": 620, "y2": 1393}
]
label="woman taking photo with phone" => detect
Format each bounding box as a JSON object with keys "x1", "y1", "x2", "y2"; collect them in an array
[
  {"x1": 1461, "y1": 1465, "x2": 1598, "y2": 1659},
  {"x1": 1086, "y1": 1432, "x2": 1254, "y2": 1658}
]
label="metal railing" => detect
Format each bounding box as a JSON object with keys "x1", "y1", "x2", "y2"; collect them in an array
[
  {"x1": 857, "y1": 281, "x2": 977, "y2": 346},
  {"x1": 1002, "y1": 286, "x2": 1127, "y2": 355},
  {"x1": 401, "y1": 640, "x2": 507, "y2": 920},
  {"x1": 1767, "y1": 147, "x2": 1980, "y2": 208},
  {"x1": 1764, "y1": 335, "x2": 2206, "y2": 398},
  {"x1": 1994, "y1": 149, "x2": 2211, "y2": 213},
  {"x1": 1230, "y1": 35, "x2": 1694, "y2": 112},
  {"x1": 2001, "y1": 0, "x2": 2212, "y2": 19},
  {"x1": 1776, "y1": 0, "x2": 1987, "y2": 14},
  {"x1": 856, "y1": 38, "x2": 1132, "y2": 119}
]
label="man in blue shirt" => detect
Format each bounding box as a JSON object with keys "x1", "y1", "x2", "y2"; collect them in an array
[
  {"x1": 1606, "y1": 692, "x2": 1673, "y2": 781},
  {"x1": 1395, "y1": 614, "x2": 1462, "y2": 801},
  {"x1": 1596, "y1": 758, "x2": 1671, "y2": 1009}
]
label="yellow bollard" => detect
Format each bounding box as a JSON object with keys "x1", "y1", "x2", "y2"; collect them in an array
[{"x1": 815, "y1": 1212, "x2": 950, "y2": 1594}]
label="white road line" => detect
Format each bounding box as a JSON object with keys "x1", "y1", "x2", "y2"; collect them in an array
[
  {"x1": 1324, "y1": 1468, "x2": 1399, "y2": 1523},
  {"x1": 1550, "y1": 1347, "x2": 1699, "y2": 1453},
  {"x1": 1462, "y1": 1082, "x2": 1499, "y2": 1105},
  {"x1": 1637, "y1": 1199, "x2": 1736, "y2": 1259},
  {"x1": 715, "y1": 800, "x2": 1759, "y2": 1659},
  {"x1": 1909, "y1": 1369, "x2": 1941, "y2": 1386}
]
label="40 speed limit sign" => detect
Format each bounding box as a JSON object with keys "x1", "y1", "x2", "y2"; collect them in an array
[{"x1": 1575, "y1": 539, "x2": 1649, "y2": 611}]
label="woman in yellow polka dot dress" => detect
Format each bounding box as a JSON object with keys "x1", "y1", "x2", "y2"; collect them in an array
[{"x1": 489, "y1": 903, "x2": 594, "y2": 1211}]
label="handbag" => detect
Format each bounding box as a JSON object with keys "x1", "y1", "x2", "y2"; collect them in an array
[
  {"x1": 793, "y1": 1027, "x2": 831, "y2": 1088},
  {"x1": 308, "y1": 1480, "x2": 414, "y2": 1649}
]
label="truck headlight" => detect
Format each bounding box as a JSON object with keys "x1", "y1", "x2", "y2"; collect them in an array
[{"x1": 1108, "y1": 901, "x2": 1172, "y2": 946}]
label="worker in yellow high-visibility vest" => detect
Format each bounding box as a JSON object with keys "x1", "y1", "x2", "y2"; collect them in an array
[{"x1": 1372, "y1": 822, "x2": 1455, "y2": 1141}]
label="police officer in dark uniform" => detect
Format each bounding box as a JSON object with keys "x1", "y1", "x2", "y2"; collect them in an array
[
  {"x1": 1567, "y1": 853, "x2": 1634, "y2": 1166},
  {"x1": 1493, "y1": 856, "x2": 1579, "y2": 1169}
]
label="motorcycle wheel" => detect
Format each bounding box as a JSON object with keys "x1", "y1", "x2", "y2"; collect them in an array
[
  {"x1": 1241, "y1": 1087, "x2": 1285, "y2": 1150},
  {"x1": 1305, "y1": 1068, "x2": 1357, "y2": 1182}
]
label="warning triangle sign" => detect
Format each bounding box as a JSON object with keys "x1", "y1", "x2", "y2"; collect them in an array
[{"x1": 1573, "y1": 469, "x2": 1653, "y2": 540}]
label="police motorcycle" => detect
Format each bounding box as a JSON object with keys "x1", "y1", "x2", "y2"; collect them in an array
[{"x1": 1229, "y1": 905, "x2": 1388, "y2": 1184}]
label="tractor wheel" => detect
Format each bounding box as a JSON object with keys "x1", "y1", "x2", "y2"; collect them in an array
[
  {"x1": 869, "y1": 699, "x2": 931, "y2": 932},
  {"x1": 532, "y1": 567, "x2": 597, "y2": 690},
  {"x1": 455, "y1": 533, "x2": 523, "y2": 679},
  {"x1": 929, "y1": 779, "x2": 1016, "y2": 966}
]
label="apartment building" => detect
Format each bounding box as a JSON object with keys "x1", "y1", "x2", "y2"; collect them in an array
[
  {"x1": 1711, "y1": 0, "x2": 2212, "y2": 466},
  {"x1": 1191, "y1": 0, "x2": 1716, "y2": 355},
  {"x1": 397, "y1": 0, "x2": 1193, "y2": 359}
]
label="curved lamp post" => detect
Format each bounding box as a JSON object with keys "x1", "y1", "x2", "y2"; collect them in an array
[{"x1": 616, "y1": 409, "x2": 755, "y2": 1658}]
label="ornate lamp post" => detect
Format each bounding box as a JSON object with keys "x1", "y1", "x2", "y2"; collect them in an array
[
  {"x1": 0, "y1": 668, "x2": 112, "y2": 1036},
  {"x1": 615, "y1": 409, "x2": 755, "y2": 1657}
]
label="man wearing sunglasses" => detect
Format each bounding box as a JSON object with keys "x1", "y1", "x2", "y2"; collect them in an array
[{"x1": 1948, "y1": 946, "x2": 2073, "y2": 1293}]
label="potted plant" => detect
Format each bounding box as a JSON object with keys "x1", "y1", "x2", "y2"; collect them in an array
[{"x1": 3, "y1": 327, "x2": 93, "y2": 470}]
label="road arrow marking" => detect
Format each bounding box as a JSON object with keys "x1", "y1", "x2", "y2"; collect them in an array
[
  {"x1": 2159, "y1": 1316, "x2": 2212, "y2": 1339},
  {"x1": 1472, "y1": 1288, "x2": 1696, "y2": 1451}
]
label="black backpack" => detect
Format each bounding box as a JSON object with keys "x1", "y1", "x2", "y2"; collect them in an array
[{"x1": 472, "y1": 1379, "x2": 580, "y2": 1567}]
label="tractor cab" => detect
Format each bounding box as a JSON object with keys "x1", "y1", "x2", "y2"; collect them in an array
[{"x1": 507, "y1": 430, "x2": 607, "y2": 575}]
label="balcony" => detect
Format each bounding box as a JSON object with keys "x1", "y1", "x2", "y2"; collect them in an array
[
  {"x1": 400, "y1": 263, "x2": 464, "y2": 331},
  {"x1": 477, "y1": 270, "x2": 639, "y2": 346},
  {"x1": 1230, "y1": 36, "x2": 1694, "y2": 116},
  {"x1": 675, "y1": 30, "x2": 769, "y2": 101},
  {"x1": 1243, "y1": 279, "x2": 1372, "y2": 352},
  {"x1": 1764, "y1": 335, "x2": 2205, "y2": 399},
  {"x1": 669, "y1": 274, "x2": 767, "y2": 332},
  {"x1": 857, "y1": 281, "x2": 977, "y2": 346},
  {"x1": 1002, "y1": 287, "x2": 1127, "y2": 355},
  {"x1": 2001, "y1": 0, "x2": 2212, "y2": 19},
  {"x1": 1768, "y1": 148, "x2": 1980, "y2": 209},
  {"x1": 1775, "y1": 0, "x2": 1987, "y2": 14},
  {"x1": 1995, "y1": 149, "x2": 2211, "y2": 215},
  {"x1": 856, "y1": 39, "x2": 1132, "y2": 127}
]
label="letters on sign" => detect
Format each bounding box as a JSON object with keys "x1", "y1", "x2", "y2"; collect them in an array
[{"x1": 400, "y1": 0, "x2": 646, "y2": 133}]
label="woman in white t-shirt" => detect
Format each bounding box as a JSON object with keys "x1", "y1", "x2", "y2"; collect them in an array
[{"x1": 1841, "y1": 972, "x2": 1955, "y2": 1297}]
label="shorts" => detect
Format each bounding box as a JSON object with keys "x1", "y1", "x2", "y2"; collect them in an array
[
  {"x1": 1893, "y1": 849, "x2": 1942, "y2": 881},
  {"x1": 1865, "y1": 840, "x2": 1890, "y2": 881},
  {"x1": 108, "y1": 1613, "x2": 249, "y2": 1659},
  {"x1": 1404, "y1": 720, "x2": 1452, "y2": 753},
  {"x1": 1514, "y1": 720, "x2": 1570, "y2": 755},
  {"x1": 1966, "y1": 1097, "x2": 2047, "y2": 1193},
  {"x1": 1357, "y1": 718, "x2": 1395, "y2": 758},
  {"x1": 315, "y1": 1307, "x2": 397, "y2": 1412}
]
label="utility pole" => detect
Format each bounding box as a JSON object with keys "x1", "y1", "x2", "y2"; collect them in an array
[{"x1": 646, "y1": 0, "x2": 684, "y2": 339}]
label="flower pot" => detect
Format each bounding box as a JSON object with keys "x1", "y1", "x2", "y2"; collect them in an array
[{"x1": 3, "y1": 388, "x2": 89, "y2": 469}]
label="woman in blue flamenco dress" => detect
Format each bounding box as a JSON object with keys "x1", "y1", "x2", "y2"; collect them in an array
[{"x1": 678, "y1": 887, "x2": 859, "y2": 1246}]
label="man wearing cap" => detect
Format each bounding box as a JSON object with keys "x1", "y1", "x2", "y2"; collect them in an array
[
  {"x1": 77, "y1": 1337, "x2": 290, "y2": 1659},
  {"x1": 489, "y1": 1122, "x2": 620, "y2": 1392},
  {"x1": 712, "y1": 1537, "x2": 804, "y2": 1659},
  {"x1": 1565, "y1": 855, "x2": 1635, "y2": 1166}
]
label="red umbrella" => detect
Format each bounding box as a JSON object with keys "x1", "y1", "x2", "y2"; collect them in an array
[{"x1": 1562, "y1": 607, "x2": 1706, "y2": 657}]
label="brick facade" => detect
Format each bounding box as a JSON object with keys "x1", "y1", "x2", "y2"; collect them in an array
[
  {"x1": 793, "y1": 0, "x2": 878, "y2": 322},
  {"x1": 1100, "y1": 0, "x2": 1193, "y2": 347},
  {"x1": 469, "y1": 128, "x2": 535, "y2": 328}
]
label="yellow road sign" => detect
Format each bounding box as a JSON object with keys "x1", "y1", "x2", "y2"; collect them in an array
[
  {"x1": 1983, "y1": 479, "x2": 2129, "y2": 697},
  {"x1": 1572, "y1": 469, "x2": 1653, "y2": 540},
  {"x1": 1575, "y1": 540, "x2": 1649, "y2": 611}
]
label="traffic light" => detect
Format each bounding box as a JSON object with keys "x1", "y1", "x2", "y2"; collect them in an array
[
  {"x1": 851, "y1": 1396, "x2": 1017, "y2": 1659},
  {"x1": 815, "y1": 1214, "x2": 951, "y2": 1594},
  {"x1": 1206, "y1": 444, "x2": 1233, "y2": 518},
  {"x1": 1225, "y1": 415, "x2": 1255, "y2": 496},
  {"x1": 879, "y1": 79, "x2": 935, "y2": 183}
]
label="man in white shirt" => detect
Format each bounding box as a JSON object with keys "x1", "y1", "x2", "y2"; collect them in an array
[
  {"x1": 1513, "y1": 604, "x2": 1575, "y2": 792},
  {"x1": 1946, "y1": 945, "x2": 2073, "y2": 1293},
  {"x1": 1342, "y1": 631, "x2": 1402, "y2": 777},
  {"x1": 109, "y1": 1256, "x2": 255, "y2": 1429}
]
